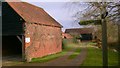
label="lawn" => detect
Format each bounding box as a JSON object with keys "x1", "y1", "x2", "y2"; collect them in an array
[{"x1": 81, "y1": 47, "x2": 118, "y2": 66}]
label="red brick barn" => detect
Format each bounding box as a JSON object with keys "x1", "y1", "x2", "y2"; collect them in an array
[
  {"x1": 62, "y1": 32, "x2": 73, "y2": 39},
  {"x1": 65, "y1": 28, "x2": 94, "y2": 41},
  {"x1": 2, "y1": 2, "x2": 62, "y2": 62}
]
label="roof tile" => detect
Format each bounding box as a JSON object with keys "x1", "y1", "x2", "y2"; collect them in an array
[{"x1": 7, "y1": 2, "x2": 62, "y2": 27}]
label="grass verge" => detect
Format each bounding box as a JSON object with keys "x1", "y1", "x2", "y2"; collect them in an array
[
  {"x1": 81, "y1": 47, "x2": 118, "y2": 66},
  {"x1": 68, "y1": 48, "x2": 81, "y2": 59},
  {"x1": 31, "y1": 51, "x2": 67, "y2": 63}
]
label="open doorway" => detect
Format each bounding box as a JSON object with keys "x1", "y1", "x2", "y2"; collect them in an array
[
  {"x1": 2, "y1": 2, "x2": 25, "y2": 65},
  {"x1": 2, "y1": 35, "x2": 22, "y2": 56},
  {"x1": 2, "y1": 35, "x2": 24, "y2": 66},
  {"x1": 81, "y1": 34, "x2": 93, "y2": 41}
]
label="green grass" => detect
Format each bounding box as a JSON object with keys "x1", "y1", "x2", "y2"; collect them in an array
[
  {"x1": 81, "y1": 47, "x2": 118, "y2": 66},
  {"x1": 31, "y1": 51, "x2": 67, "y2": 63},
  {"x1": 81, "y1": 47, "x2": 103, "y2": 66},
  {"x1": 88, "y1": 42, "x2": 97, "y2": 45},
  {"x1": 68, "y1": 48, "x2": 81, "y2": 59},
  {"x1": 31, "y1": 48, "x2": 70, "y2": 63},
  {"x1": 108, "y1": 50, "x2": 118, "y2": 66}
]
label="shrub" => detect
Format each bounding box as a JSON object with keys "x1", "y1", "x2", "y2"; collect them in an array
[
  {"x1": 72, "y1": 37, "x2": 79, "y2": 44},
  {"x1": 62, "y1": 39, "x2": 67, "y2": 49}
]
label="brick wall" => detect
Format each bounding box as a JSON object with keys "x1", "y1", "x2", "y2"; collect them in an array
[{"x1": 24, "y1": 23, "x2": 62, "y2": 61}]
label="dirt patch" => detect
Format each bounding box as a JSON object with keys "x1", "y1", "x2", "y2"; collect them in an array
[{"x1": 2, "y1": 55, "x2": 24, "y2": 66}]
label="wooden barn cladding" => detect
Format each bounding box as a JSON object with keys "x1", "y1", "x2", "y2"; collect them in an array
[{"x1": 2, "y1": 2, "x2": 62, "y2": 62}]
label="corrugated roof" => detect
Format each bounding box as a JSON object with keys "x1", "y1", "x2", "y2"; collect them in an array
[
  {"x1": 7, "y1": 2, "x2": 62, "y2": 27},
  {"x1": 65, "y1": 28, "x2": 93, "y2": 34}
]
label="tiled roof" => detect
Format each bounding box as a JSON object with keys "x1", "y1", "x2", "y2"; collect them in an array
[
  {"x1": 7, "y1": 2, "x2": 62, "y2": 27},
  {"x1": 65, "y1": 28, "x2": 93, "y2": 34}
]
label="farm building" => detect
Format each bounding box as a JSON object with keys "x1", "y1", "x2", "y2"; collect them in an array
[
  {"x1": 65, "y1": 28, "x2": 94, "y2": 41},
  {"x1": 62, "y1": 32, "x2": 73, "y2": 39},
  {"x1": 2, "y1": 2, "x2": 62, "y2": 62}
]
